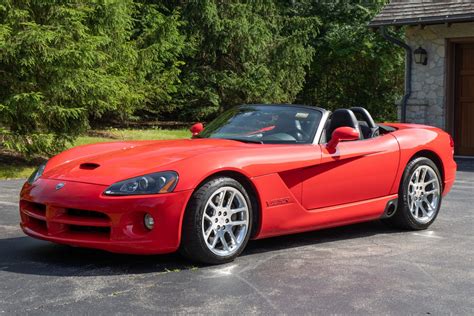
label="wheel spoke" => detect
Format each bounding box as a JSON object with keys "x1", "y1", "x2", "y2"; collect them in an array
[
  {"x1": 423, "y1": 199, "x2": 435, "y2": 212},
  {"x1": 425, "y1": 188, "x2": 438, "y2": 195},
  {"x1": 229, "y1": 207, "x2": 246, "y2": 215},
  {"x1": 228, "y1": 230, "x2": 238, "y2": 246},
  {"x1": 217, "y1": 191, "x2": 225, "y2": 207},
  {"x1": 231, "y1": 220, "x2": 247, "y2": 226},
  {"x1": 226, "y1": 191, "x2": 236, "y2": 208},
  {"x1": 203, "y1": 213, "x2": 213, "y2": 222},
  {"x1": 209, "y1": 201, "x2": 218, "y2": 211},
  {"x1": 414, "y1": 169, "x2": 420, "y2": 183},
  {"x1": 211, "y1": 235, "x2": 218, "y2": 248},
  {"x1": 220, "y1": 235, "x2": 229, "y2": 251},
  {"x1": 204, "y1": 226, "x2": 214, "y2": 239},
  {"x1": 419, "y1": 168, "x2": 427, "y2": 183},
  {"x1": 419, "y1": 203, "x2": 428, "y2": 217},
  {"x1": 424, "y1": 179, "x2": 436, "y2": 186}
]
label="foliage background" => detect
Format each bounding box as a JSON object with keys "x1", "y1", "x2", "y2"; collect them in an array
[{"x1": 0, "y1": 0, "x2": 403, "y2": 156}]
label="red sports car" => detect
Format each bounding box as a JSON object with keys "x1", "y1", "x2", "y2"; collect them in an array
[{"x1": 19, "y1": 105, "x2": 456, "y2": 264}]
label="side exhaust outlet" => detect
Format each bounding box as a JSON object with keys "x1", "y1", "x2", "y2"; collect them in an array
[{"x1": 381, "y1": 199, "x2": 398, "y2": 218}]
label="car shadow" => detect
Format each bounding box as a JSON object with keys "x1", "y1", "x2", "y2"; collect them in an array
[
  {"x1": 0, "y1": 220, "x2": 402, "y2": 277},
  {"x1": 243, "y1": 220, "x2": 400, "y2": 256}
]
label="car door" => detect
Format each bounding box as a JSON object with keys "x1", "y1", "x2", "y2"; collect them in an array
[{"x1": 301, "y1": 134, "x2": 400, "y2": 210}]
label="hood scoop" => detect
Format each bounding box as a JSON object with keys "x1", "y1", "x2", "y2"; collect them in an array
[{"x1": 79, "y1": 163, "x2": 100, "y2": 170}]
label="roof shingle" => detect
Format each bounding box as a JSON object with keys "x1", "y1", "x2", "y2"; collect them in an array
[{"x1": 369, "y1": 0, "x2": 474, "y2": 27}]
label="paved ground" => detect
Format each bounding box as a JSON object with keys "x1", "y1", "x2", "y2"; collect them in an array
[{"x1": 0, "y1": 160, "x2": 473, "y2": 315}]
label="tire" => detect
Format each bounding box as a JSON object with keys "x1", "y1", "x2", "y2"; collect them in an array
[
  {"x1": 180, "y1": 177, "x2": 253, "y2": 264},
  {"x1": 384, "y1": 157, "x2": 443, "y2": 230}
]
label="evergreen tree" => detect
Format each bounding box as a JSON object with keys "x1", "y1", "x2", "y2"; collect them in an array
[
  {"x1": 0, "y1": 0, "x2": 184, "y2": 155},
  {"x1": 170, "y1": 0, "x2": 318, "y2": 120},
  {"x1": 294, "y1": 0, "x2": 403, "y2": 121}
]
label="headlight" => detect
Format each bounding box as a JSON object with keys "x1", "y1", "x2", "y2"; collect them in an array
[
  {"x1": 104, "y1": 171, "x2": 178, "y2": 196},
  {"x1": 27, "y1": 162, "x2": 47, "y2": 184}
]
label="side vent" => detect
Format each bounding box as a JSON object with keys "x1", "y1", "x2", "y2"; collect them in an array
[{"x1": 79, "y1": 163, "x2": 100, "y2": 170}]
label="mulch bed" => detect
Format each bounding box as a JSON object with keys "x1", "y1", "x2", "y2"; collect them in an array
[{"x1": 0, "y1": 149, "x2": 46, "y2": 166}]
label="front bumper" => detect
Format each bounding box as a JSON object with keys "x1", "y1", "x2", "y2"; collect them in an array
[{"x1": 19, "y1": 178, "x2": 193, "y2": 254}]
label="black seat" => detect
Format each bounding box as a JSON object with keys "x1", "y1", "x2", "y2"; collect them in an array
[
  {"x1": 350, "y1": 107, "x2": 379, "y2": 139},
  {"x1": 358, "y1": 121, "x2": 372, "y2": 139},
  {"x1": 326, "y1": 109, "x2": 361, "y2": 140}
]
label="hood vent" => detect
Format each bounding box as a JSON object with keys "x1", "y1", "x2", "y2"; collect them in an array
[{"x1": 79, "y1": 163, "x2": 100, "y2": 170}]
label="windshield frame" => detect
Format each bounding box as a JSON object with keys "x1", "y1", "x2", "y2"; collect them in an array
[{"x1": 197, "y1": 104, "x2": 327, "y2": 145}]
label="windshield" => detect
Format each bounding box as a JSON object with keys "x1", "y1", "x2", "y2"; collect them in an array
[{"x1": 198, "y1": 105, "x2": 322, "y2": 144}]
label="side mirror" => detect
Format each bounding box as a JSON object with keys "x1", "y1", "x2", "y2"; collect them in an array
[
  {"x1": 190, "y1": 123, "x2": 204, "y2": 137},
  {"x1": 327, "y1": 127, "x2": 359, "y2": 149}
]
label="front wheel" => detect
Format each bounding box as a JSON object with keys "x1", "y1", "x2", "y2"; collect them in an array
[
  {"x1": 384, "y1": 157, "x2": 442, "y2": 230},
  {"x1": 180, "y1": 177, "x2": 253, "y2": 264}
]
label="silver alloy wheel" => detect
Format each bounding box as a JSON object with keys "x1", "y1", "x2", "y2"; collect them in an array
[
  {"x1": 201, "y1": 186, "x2": 249, "y2": 256},
  {"x1": 407, "y1": 165, "x2": 441, "y2": 224}
]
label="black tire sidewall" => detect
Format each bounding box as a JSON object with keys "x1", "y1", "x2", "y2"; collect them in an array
[
  {"x1": 399, "y1": 157, "x2": 442, "y2": 229},
  {"x1": 181, "y1": 177, "x2": 253, "y2": 264}
]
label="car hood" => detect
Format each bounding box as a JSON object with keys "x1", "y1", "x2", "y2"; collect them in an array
[{"x1": 43, "y1": 138, "x2": 253, "y2": 186}]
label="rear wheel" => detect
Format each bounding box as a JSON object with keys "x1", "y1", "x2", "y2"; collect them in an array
[
  {"x1": 180, "y1": 177, "x2": 253, "y2": 264},
  {"x1": 384, "y1": 157, "x2": 442, "y2": 230}
]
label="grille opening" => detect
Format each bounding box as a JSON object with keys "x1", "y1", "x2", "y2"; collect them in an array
[
  {"x1": 79, "y1": 163, "x2": 100, "y2": 170},
  {"x1": 21, "y1": 201, "x2": 46, "y2": 216},
  {"x1": 28, "y1": 216, "x2": 47, "y2": 230},
  {"x1": 69, "y1": 225, "x2": 110, "y2": 235},
  {"x1": 67, "y1": 209, "x2": 109, "y2": 220}
]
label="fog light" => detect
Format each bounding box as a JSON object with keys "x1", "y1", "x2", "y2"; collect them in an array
[{"x1": 144, "y1": 213, "x2": 155, "y2": 230}]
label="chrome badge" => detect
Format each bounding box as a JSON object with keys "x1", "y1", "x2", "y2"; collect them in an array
[{"x1": 55, "y1": 183, "x2": 65, "y2": 191}]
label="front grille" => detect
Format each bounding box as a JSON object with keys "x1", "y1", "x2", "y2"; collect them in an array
[
  {"x1": 69, "y1": 225, "x2": 111, "y2": 236},
  {"x1": 28, "y1": 216, "x2": 47, "y2": 232},
  {"x1": 20, "y1": 200, "x2": 111, "y2": 240},
  {"x1": 20, "y1": 200, "x2": 46, "y2": 217},
  {"x1": 67, "y1": 209, "x2": 109, "y2": 220}
]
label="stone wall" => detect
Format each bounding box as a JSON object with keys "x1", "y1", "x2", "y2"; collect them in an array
[{"x1": 404, "y1": 22, "x2": 474, "y2": 129}]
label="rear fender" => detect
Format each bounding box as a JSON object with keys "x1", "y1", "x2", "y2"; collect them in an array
[{"x1": 389, "y1": 126, "x2": 456, "y2": 195}]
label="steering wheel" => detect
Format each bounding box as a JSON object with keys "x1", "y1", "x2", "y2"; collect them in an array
[{"x1": 293, "y1": 127, "x2": 310, "y2": 142}]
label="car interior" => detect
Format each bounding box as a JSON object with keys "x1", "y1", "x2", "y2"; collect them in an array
[
  {"x1": 320, "y1": 107, "x2": 389, "y2": 143},
  {"x1": 270, "y1": 112, "x2": 310, "y2": 142},
  {"x1": 259, "y1": 108, "x2": 321, "y2": 143}
]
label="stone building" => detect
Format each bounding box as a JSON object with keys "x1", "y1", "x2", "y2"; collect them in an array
[{"x1": 370, "y1": 1, "x2": 474, "y2": 156}]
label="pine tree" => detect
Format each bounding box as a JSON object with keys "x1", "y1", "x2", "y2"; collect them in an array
[{"x1": 169, "y1": 0, "x2": 318, "y2": 120}]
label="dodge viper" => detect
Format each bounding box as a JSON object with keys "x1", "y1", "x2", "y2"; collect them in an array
[{"x1": 19, "y1": 104, "x2": 456, "y2": 264}]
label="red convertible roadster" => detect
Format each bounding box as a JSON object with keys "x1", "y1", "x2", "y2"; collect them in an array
[{"x1": 19, "y1": 104, "x2": 456, "y2": 264}]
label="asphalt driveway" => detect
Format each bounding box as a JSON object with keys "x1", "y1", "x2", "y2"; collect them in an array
[{"x1": 1, "y1": 160, "x2": 473, "y2": 315}]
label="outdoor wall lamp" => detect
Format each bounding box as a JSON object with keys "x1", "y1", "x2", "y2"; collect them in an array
[{"x1": 414, "y1": 46, "x2": 428, "y2": 65}]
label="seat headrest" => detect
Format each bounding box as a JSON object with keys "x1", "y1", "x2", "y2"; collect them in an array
[
  {"x1": 350, "y1": 107, "x2": 377, "y2": 129},
  {"x1": 327, "y1": 109, "x2": 360, "y2": 139}
]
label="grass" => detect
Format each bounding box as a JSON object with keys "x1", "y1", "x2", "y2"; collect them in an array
[
  {"x1": 0, "y1": 165, "x2": 37, "y2": 180},
  {"x1": 73, "y1": 128, "x2": 189, "y2": 146},
  {"x1": 0, "y1": 128, "x2": 189, "y2": 180}
]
